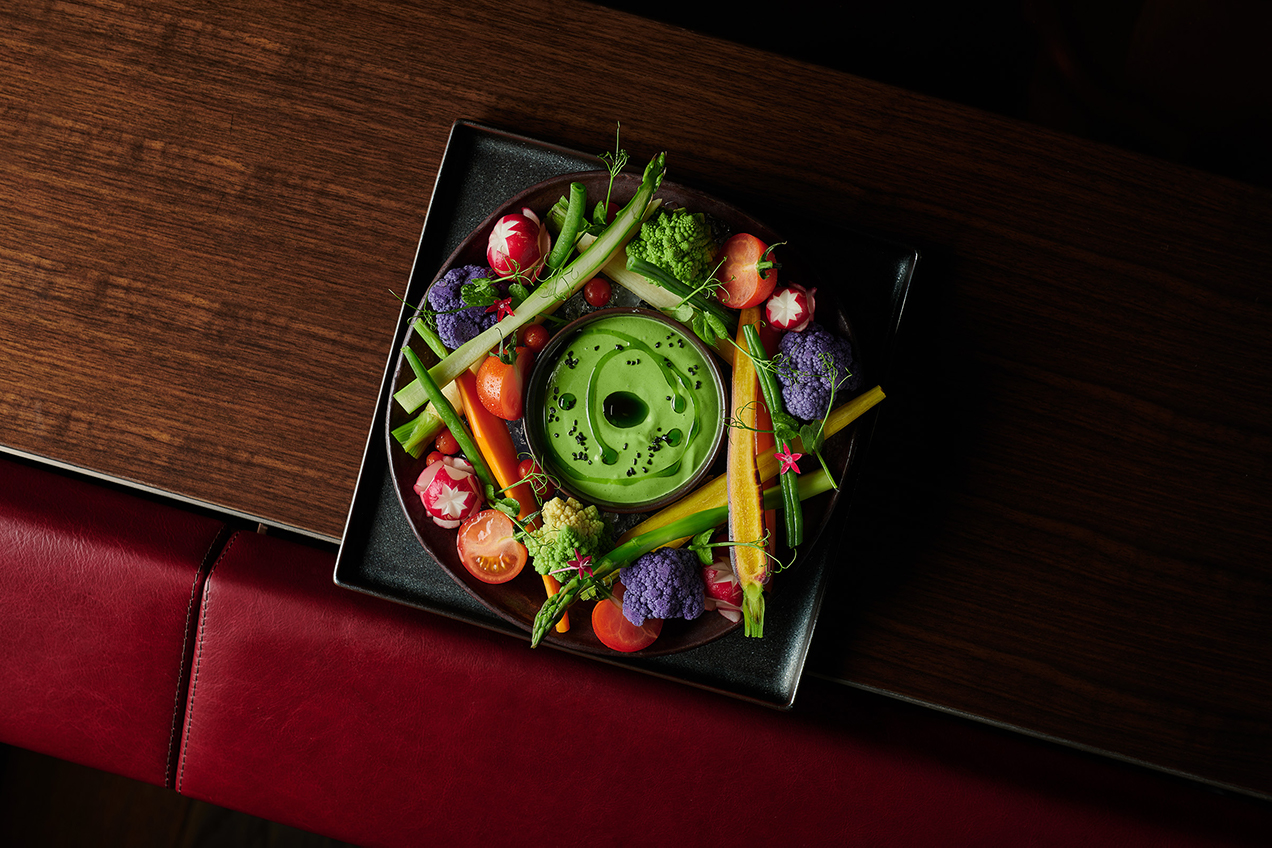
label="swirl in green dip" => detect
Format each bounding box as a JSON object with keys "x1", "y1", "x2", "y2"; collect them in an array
[{"x1": 539, "y1": 313, "x2": 722, "y2": 508}]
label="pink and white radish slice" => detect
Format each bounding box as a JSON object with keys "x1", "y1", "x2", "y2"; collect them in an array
[
  {"x1": 414, "y1": 456, "x2": 484, "y2": 529},
  {"x1": 702, "y1": 554, "x2": 743, "y2": 623},
  {"x1": 486, "y1": 208, "x2": 551, "y2": 281},
  {"x1": 764, "y1": 283, "x2": 817, "y2": 332}
]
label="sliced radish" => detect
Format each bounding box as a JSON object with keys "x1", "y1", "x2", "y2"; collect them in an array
[
  {"x1": 764, "y1": 284, "x2": 817, "y2": 332},
  {"x1": 702, "y1": 555, "x2": 743, "y2": 623},
  {"x1": 486, "y1": 208, "x2": 550, "y2": 281},
  {"x1": 414, "y1": 456, "x2": 484, "y2": 529}
]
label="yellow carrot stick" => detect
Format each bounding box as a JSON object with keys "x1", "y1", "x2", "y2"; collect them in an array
[
  {"x1": 727, "y1": 307, "x2": 767, "y2": 637},
  {"x1": 617, "y1": 384, "x2": 886, "y2": 546}
]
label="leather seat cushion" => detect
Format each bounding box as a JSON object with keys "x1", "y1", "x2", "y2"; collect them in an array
[{"x1": 0, "y1": 456, "x2": 226, "y2": 786}]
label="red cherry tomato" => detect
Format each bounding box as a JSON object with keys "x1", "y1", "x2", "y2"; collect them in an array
[
  {"x1": 476, "y1": 346, "x2": 534, "y2": 420},
  {"x1": 424, "y1": 450, "x2": 445, "y2": 466},
  {"x1": 592, "y1": 584, "x2": 662, "y2": 652},
  {"x1": 517, "y1": 323, "x2": 550, "y2": 354},
  {"x1": 715, "y1": 233, "x2": 779, "y2": 309},
  {"x1": 435, "y1": 429, "x2": 460, "y2": 455},
  {"x1": 456, "y1": 509, "x2": 527, "y2": 584},
  {"x1": 517, "y1": 457, "x2": 554, "y2": 500},
  {"x1": 583, "y1": 277, "x2": 612, "y2": 308}
]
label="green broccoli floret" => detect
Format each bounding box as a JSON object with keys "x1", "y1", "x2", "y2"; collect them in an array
[
  {"x1": 624, "y1": 208, "x2": 719, "y2": 288},
  {"x1": 524, "y1": 497, "x2": 610, "y2": 581}
]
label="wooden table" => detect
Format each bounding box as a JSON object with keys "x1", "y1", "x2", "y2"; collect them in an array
[{"x1": 3, "y1": 0, "x2": 1269, "y2": 800}]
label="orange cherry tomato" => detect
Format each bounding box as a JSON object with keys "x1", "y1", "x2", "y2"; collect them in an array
[
  {"x1": 456, "y1": 509, "x2": 527, "y2": 584},
  {"x1": 476, "y1": 346, "x2": 534, "y2": 421},
  {"x1": 715, "y1": 233, "x2": 779, "y2": 309},
  {"x1": 517, "y1": 457, "x2": 554, "y2": 500},
  {"x1": 435, "y1": 428, "x2": 460, "y2": 455},
  {"x1": 592, "y1": 584, "x2": 662, "y2": 652}
]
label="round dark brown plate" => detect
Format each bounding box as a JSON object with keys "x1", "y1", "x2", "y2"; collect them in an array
[{"x1": 385, "y1": 170, "x2": 863, "y2": 657}]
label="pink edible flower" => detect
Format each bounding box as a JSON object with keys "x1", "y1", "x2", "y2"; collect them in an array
[
  {"x1": 775, "y1": 444, "x2": 803, "y2": 475},
  {"x1": 485, "y1": 297, "x2": 515, "y2": 321},
  {"x1": 551, "y1": 548, "x2": 595, "y2": 580}
]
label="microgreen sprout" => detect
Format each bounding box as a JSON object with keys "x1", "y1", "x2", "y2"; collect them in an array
[
  {"x1": 486, "y1": 487, "x2": 523, "y2": 517},
  {"x1": 597, "y1": 121, "x2": 628, "y2": 225},
  {"x1": 686, "y1": 529, "x2": 796, "y2": 573},
  {"x1": 512, "y1": 453, "x2": 564, "y2": 505},
  {"x1": 664, "y1": 258, "x2": 733, "y2": 347}
]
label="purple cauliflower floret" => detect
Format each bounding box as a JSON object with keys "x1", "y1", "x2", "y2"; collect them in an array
[
  {"x1": 619, "y1": 547, "x2": 705, "y2": 625},
  {"x1": 775, "y1": 322, "x2": 861, "y2": 422},
  {"x1": 426, "y1": 264, "x2": 506, "y2": 351}
]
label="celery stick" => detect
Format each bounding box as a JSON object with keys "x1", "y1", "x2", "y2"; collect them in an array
[{"x1": 392, "y1": 411, "x2": 444, "y2": 458}]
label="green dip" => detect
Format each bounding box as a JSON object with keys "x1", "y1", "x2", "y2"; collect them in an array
[{"x1": 537, "y1": 312, "x2": 723, "y2": 508}]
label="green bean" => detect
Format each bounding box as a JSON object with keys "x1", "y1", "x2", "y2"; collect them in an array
[
  {"x1": 401, "y1": 346, "x2": 498, "y2": 494},
  {"x1": 743, "y1": 324, "x2": 804, "y2": 548},
  {"x1": 544, "y1": 182, "x2": 586, "y2": 270}
]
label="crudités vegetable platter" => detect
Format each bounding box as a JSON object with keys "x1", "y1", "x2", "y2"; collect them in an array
[{"x1": 334, "y1": 121, "x2": 917, "y2": 708}]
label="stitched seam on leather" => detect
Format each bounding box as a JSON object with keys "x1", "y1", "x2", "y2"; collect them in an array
[
  {"x1": 165, "y1": 524, "x2": 231, "y2": 788},
  {"x1": 177, "y1": 531, "x2": 237, "y2": 794}
]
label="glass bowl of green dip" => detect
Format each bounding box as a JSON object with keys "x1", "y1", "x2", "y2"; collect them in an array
[{"x1": 523, "y1": 308, "x2": 727, "y2": 513}]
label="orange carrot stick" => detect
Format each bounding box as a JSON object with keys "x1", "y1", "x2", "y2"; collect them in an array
[{"x1": 456, "y1": 370, "x2": 566, "y2": 632}]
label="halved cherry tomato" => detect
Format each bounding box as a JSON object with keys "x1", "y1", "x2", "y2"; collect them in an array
[
  {"x1": 715, "y1": 233, "x2": 779, "y2": 309},
  {"x1": 583, "y1": 277, "x2": 612, "y2": 308},
  {"x1": 476, "y1": 346, "x2": 534, "y2": 420},
  {"x1": 517, "y1": 457, "x2": 554, "y2": 500},
  {"x1": 517, "y1": 323, "x2": 550, "y2": 354},
  {"x1": 435, "y1": 428, "x2": 460, "y2": 455},
  {"x1": 592, "y1": 584, "x2": 662, "y2": 652},
  {"x1": 456, "y1": 509, "x2": 527, "y2": 584}
]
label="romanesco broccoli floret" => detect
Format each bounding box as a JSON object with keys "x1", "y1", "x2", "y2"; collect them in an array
[
  {"x1": 624, "y1": 208, "x2": 719, "y2": 288},
  {"x1": 775, "y1": 322, "x2": 861, "y2": 422},
  {"x1": 618, "y1": 547, "x2": 704, "y2": 625},
  {"x1": 426, "y1": 264, "x2": 507, "y2": 350},
  {"x1": 524, "y1": 497, "x2": 610, "y2": 579}
]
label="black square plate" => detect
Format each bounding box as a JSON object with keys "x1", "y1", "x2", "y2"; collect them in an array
[{"x1": 334, "y1": 121, "x2": 917, "y2": 708}]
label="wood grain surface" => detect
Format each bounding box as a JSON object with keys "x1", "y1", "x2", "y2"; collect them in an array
[{"x1": 2, "y1": 0, "x2": 1269, "y2": 799}]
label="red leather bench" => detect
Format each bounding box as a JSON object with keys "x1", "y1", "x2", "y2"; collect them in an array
[
  {"x1": 177, "y1": 530, "x2": 1270, "y2": 847},
  {"x1": 3, "y1": 454, "x2": 1270, "y2": 845},
  {"x1": 0, "y1": 455, "x2": 226, "y2": 787}
]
